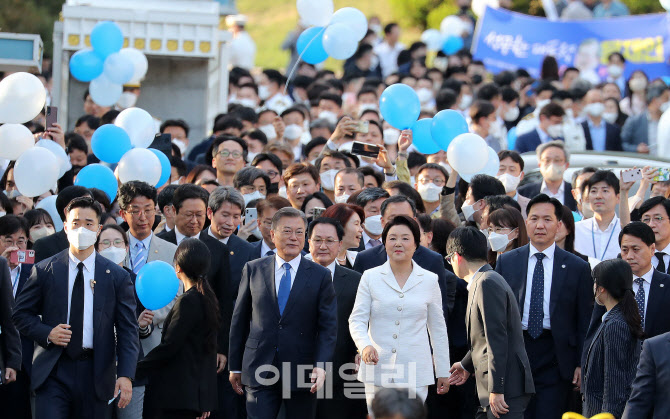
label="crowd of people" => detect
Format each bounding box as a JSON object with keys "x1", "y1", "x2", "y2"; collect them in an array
[{"x1": 1, "y1": 3, "x2": 670, "y2": 419}]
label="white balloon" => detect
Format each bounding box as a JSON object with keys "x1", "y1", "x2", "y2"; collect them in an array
[
  {"x1": 36, "y1": 139, "x2": 72, "y2": 178},
  {"x1": 115, "y1": 107, "x2": 156, "y2": 148},
  {"x1": 117, "y1": 148, "x2": 162, "y2": 185},
  {"x1": 447, "y1": 133, "x2": 488, "y2": 175},
  {"x1": 421, "y1": 29, "x2": 443, "y2": 51},
  {"x1": 322, "y1": 23, "x2": 359, "y2": 60},
  {"x1": 119, "y1": 48, "x2": 148, "y2": 84},
  {"x1": 103, "y1": 52, "x2": 135, "y2": 85},
  {"x1": 89, "y1": 74, "x2": 122, "y2": 107},
  {"x1": 14, "y1": 147, "x2": 60, "y2": 197},
  {"x1": 329, "y1": 7, "x2": 368, "y2": 41},
  {"x1": 0, "y1": 72, "x2": 47, "y2": 124},
  {"x1": 36, "y1": 195, "x2": 63, "y2": 232},
  {"x1": 662, "y1": 0, "x2": 670, "y2": 12},
  {"x1": 297, "y1": 0, "x2": 334, "y2": 26},
  {"x1": 471, "y1": 0, "x2": 499, "y2": 17},
  {"x1": 480, "y1": 147, "x2": 501, "y2": 177},
  {"x1": 0, "y1": 124, "x2": 35, "y2": 160},
  {"x1": 657, "y1": 108, "x2": 670, "y2": 157}
]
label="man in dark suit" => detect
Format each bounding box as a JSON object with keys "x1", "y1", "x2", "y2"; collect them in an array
[
  {"x1": 639, "y1": 197, "x2": 670, "y2": 274},
  {"x1": 249, "y1": 196, "x2": 293, "y2": 259},
  {"x1": 517, "y1": 141, "x2": 577, "y2": 211},
  {"x1": 495, "y1": 194, "x2": 592, "y2": 419},
  {"x1": 447, "y1": 227, "x2": 534, "y2": 419},
  {"x1": 514, "y1": 103, "x2": 565, "y2": 154},
  {"x1": 622, "y1": 331, "x2": 670, "y2": 419},
  {"x1": 33, "y1": 186, "x2": 93, "y2": 263},
  {"x1": 229, "y1": 207, "x2": 337, "y2": 419},
  {"x1": 307, "y1": 217, "x2": 366, "y2": 419},
  {"x1": 581, "y1": 89, "x2": 622, "y2": 151},
  {"x1": 0, "y1": 256, "x2": 22, "y2": 415},
  {"x1": 13, "y1": 197, "x2": 140, "y2": 418}
]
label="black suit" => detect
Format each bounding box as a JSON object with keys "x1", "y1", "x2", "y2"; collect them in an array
[
  {"x1": 0, "y1": 257, "x2": 22, "y2": 414},
  {"x1": 223, "y1": 233, "x2": 256, "y2": 301},
  {"x1": 581, "y1": 120, "x2": 623, "y2": 151},
  {"x1": 495, "y1": 245, "x2": 592, "y2": 419},
  {"x1": 33, "y1": 229, "x2": 69, "y2": 263},
  {"x1": 623, "y1": 332, "x2": 670, "y2": 419},
  {"x1": 517, "y1": 181, "x2": 577, "y2": 211}
]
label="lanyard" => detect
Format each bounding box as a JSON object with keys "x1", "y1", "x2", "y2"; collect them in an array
[{"x1": 592, "y1": 218, "x2": 618, "y2": 260}]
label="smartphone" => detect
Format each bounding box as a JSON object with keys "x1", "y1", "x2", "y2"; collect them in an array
[
  {"x1": 653, "y1": 168, "x2": 670, "y2": 182},
  {"x1": 45, "y1": 106, "x2": 58, "y2": 128},
  {"x1": 149, "y1": 133, "x2": 172, "y2": 157},
  {"x1": 355, "y1": 120, "x2": 369, "y2": 133},
  {"x1": 621, "y1": 168, "x2": 642, "y2": 183},
  {"x1": 9, "y1": 249, "x2": 35, "y2": 265},
  {"x1": 351, "y1": 141, "x2": 380, "y2": 159},
  {"x1": 312, "y1": 207, "x2": 326, "y2": 218},
  {"x1": 245, "y1": 208, "x2": 258, "y2": 226}
]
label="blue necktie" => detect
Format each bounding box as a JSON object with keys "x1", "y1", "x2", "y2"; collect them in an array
[
  {"x1": 528, "y1": 252, "x2": 546, "y2": 339},
  {"x1": 266, "y1": 250, "x2": 275, "y2": 257},
  {"x1": 634, "y1": 277, "x2": 645, "y2": 329},
  {"x1": 132, "y1": 242, "x2": 147, "y2": 274},
  {"x1": 277, "y1": 263, "x2": 291, "y2": 316}
]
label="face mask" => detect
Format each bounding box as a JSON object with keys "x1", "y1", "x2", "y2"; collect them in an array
[
  {"x1": 247, "y1": 151, "x2": 259, "y2": 163},
  {"x1": 0, "y1": 211, "x2": 5, "y2": 217},
  {"x1": 172, "y1": 139, "x2": 187, "y2": 155},
  {"x1": 258, "y1": 124, "x2": 277, "y2": 140},
  {"x1": 489, "y1": 118, "x2": 503, "y2": 137},
  {"x1": 433, "y1": 57, "x2": 449, "y2": 73},
  {"x1": 30, "y1": 226, "x2": 55, "y2": 242},
  {"x1": 258, "y1": 85, "x2": 271, "y2": 100},
  {"x1": 594, "y1": 287, "x2": 605, "y2": 306},
  {"x1": 416, "y1": 88, "x2": 434, "y2": 104},
  {"x1": 235, "y1": 98, "x2": 258, "y2": 109},
  {"x1": 335, "y1": 194, "x2": 350, "y2": 204},
  {"x1": 4, "y1": 189, "x2": 21, "y2": 199},
  {"x1": 584, "y1": 102, "x2": 605, "y2": 117},
  {"x1": 461, "y1": 201, "x2": 479, "y2": 222},
  {"x1": 602, "y1": 112, "x2": 618, "y2": 124},
  {"x1": 318, "y1": 110, "x2": 338, "y2": 125},
  {"x1": 458, "y1": 94, "x2": 473, "y2": 110},
  {"x1": 99, "y1": 246, "x2": 128, "y2": 265},
  {"x1": 244, "y1": 191, "x2": 265, "y2": 206},
  {"x1": 370, "y1": 24, "x2": 382, "y2": 35},
  {"x1": 471, "y1": 74, "x2": 483, "y2": 85},
  {"x1": 300, "y1": 131, "x2": 312, "y2": 145},
  {"x1": 497, "y1": 173, "x2": 521, "y2": 194},
  {"x1": 418, "y1": 183, "x2": 442, "y2": 203},
  {"x1": 607, "y1": 65, "x2": 623, "y2": 78},
  {"x1": 383, "y1": 128, "x2": 400, "y2": 145},
  {"x1": 546, "y1": 124, "x2": 563, "y2": 138},
  {"x1": 535, "y1": 99, "x2": 550, "y2": 111},
  {"x1": 116, "y1": 92, "x2": 137, "y2": 109},
  {"x1": 365, "y1": 215, "x2": 383, "y2": 236},
  {"x1": 66, "y1": 227, "x2": 98, "y2": 251},
  {"x1": 661, "y1": 101, "x2": 670, "y2": 113},
  {"x1": 629, "y1": 78, "x2": 647, "y2": 92},
  {"x1": 359, "y1": 103, "x2": 378, "y2": 114},
  {"x1": 488, "y1": 229, "x2": 516, "y2": 252},
  {"x1": 284, "y1": 124, "x2": 303, "y2": 141},
  {"x1": 503, "y1": 106, "x2": 520, "y2": 122},
  {"x1": 320, "y1": 169, "x2": 338, "y2": 191},
  {"x1": 542, "y1": 164, "x2": 566, "y2": 182},
  {"x1": 278, "y1": 186, "x2": 288, "y2": 198}
]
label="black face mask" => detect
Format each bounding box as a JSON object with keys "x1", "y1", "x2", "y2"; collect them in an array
[
  {"x1": 268, "y1": 182, "x2": 279, "y2": 195},
  {"x1": 471, "y1": 74, "x2": 483, "y2": 85}
]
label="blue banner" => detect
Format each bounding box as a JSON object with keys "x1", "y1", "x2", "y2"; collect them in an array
[{"x1": 472, "y1": 7, "x2": 670, "y2": 81}]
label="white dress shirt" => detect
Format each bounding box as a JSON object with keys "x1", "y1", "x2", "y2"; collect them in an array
[
  {"x1": 652, "y1": 242, "x2": 670, "y2": 273},
  {"x1": 175, "y1": 228, "x2": 197, "y2": 245},
  {"x1": 274, "y1": 254, "x2": 301, "y2": 296},
  {"x1": 325, "y1": 260, "x2": 337, "y2": 280},
  {"x1": 522, "y1": 243, "x2": 556, "y2": 330},
  {"x1": 633, "y1": 267, "x2": 653, "y2": 319},
  {"x1": 373, "y1": 41, "x2": 406, "y2": 77},
  {"x1": 68, "y1": 251, "x2": 96, "y2": 349},
  {"x1": 574, "y1": 215, "x2": 621, "y2": 261},
  {"x1": 10, "y1": 264, "x2": 21, "y2": 297},
  {"x1": 207, "y1": 226, "x2": 230, "y2": 245},
  {"x1": 540, "y1": 180, "x2": 565, "y2": 205},
  {"x1": 260, "y1": 240, "x2": 275, "y2": 257}
]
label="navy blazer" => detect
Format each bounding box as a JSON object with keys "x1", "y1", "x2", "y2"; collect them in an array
[
  {"x1": 352, "y1": 244, "x2": 457, "y2": 320},
  {"x1": 581, "y1": 120, "x2": 623, "y2": 151},
  {"x1": 224, "y1": 233, "x2": 256, "y2": 301},
  {"x1": 229, "y1": 255, "x2": 337, "y2": 390},
  {"x1": 13, "y1": 250, "x2": 139, "y2": 400},
  {"x1": 0, "y1": 257, "x2": 21, "y2": 373},
  {"x1": 14, "y1": 264, "x2": 34, "y2": 376},
  {"x1": 33, "y1": 229, "x2": 69, "y2": 264},
  {"x1": 514, "y1": 129, "x2": 542, "y2": 154},
  {"x1": 623, "y1": 332, "x2": 670, "y2": 419},
  {"x1": 621, "y1": 111, "x2": 649, "y2": 152},
  {"x1": 494, "y1": 244, "x2": 592, "y2": 381},
  {"x1": 517, "y1": 180, "x2": 577, "y2": 211}
]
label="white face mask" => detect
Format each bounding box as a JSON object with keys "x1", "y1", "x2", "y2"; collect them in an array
[
  {"x1": 459, "y1": 94, "x2": 473, "y2": 110},
  {"x1": 383, "y1": 128, "x2": 400, "y2": 145},
  {"x1": 535, "y1": 99, "x2": 550, "y2": 112},
  {"x1": 546, "y1": 124, "x2": 563, "y2": 138},
  {"x1": 116, "y1": 92, "x2": 137, "y2": 109},
  {"x1": 66, "y1": 227, "x2": 98, "y2": 251},
  {"x1": 278, "y1": 186, "x2": 288, "y2": 198},
  {"x1": 584, "y1": 102, "x2": 605, "y2": 117},
  {"x1": 496, "y1": 173, "x2": 521, "y2": 194},
  {"x1": 247, "y1": 151, "x2": 259, "y2": 163},
  {"x1": 300, "y1": 131, "x2": 312, "y2": 145},
  {"x1": 364, "y1": 215, "x2": 383, "y2": 236},
  {"x1": 0, "y1": 211, "x2": 6, "y2": 217},
  {"x1": 4, "y1": 189, "x2": 21, "y2": 199},
  {"x1": 258, "y1": 124, "x2": 277, "y2": 140},
  {"x1": 489, "y1": 118, "x2": 503, "y2": 137},
  {"x1": 234, "y1": 98, "x2": 258, "y2": 109},
  {"x1": 320, "y1": 169, "x2": 338, "y2": 191},
  {"x1": 607, "y1": 65, "x2": 623, "y2": 78},
  {"x1": 243, "y1": 191, "x2": 265, "y2": 206},
  {"x1": 172, "y1": 139, "x2": 187, "y2": 155},
  {"x1": 629, "y1": 78, "x2": 647, "y2": 92},
  {"x1": 418, "y1": 183, "x2": 442, "y2": 203},
  {"x1": 359, "y1": 103, "x2": 378, "y2": 115},
  {"x1": 602, "y1": 112, "x2": 618, "y2": 124},
  {"x1": 416, "y1": 88, "x2": 434, "y2": 104},
  {"x1": 541, "y1": 164, "x2": 566, "y2": 182},
  {"x1": 284, "y1": 124, "x2": 303, "y2": 141},
  {"x1": 318, "y1": 110, "x2": 338, "y2": 125},
  {"x1": 433, "y1": 57, "x2": 449, "y2": 73},
  {"x1": 488, "y1": 229, "x2": 516, "y2": 252},
  {"x1": 503, "y1": 106, "x2": 520, "y2": 122},
  {"x1": 335, "y1": 194, "x2": 350, "y2": 204},
  {"x1": 30, "y1": 226, "x2": 55, "y2": 242},
  {"x1": 258, "y1": 85, "x2": 271, "y2": 100},
  {"x1": 461, "y1": 201, "x2": 478, "y2": 222},
  {"x1": 99, "y1": 246, "x2": 128, "y2": 265}
]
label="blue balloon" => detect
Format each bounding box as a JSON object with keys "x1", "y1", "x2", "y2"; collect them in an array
[
  {"x1": 379, "y1": 84, "x2": 421, "y2": 130},
  {"x1": 507, "y1": 126, "x2": 517, "y2": 150},
  {"x1": 69, "y1": 49, "x2": 104, "y2": 82},
  {"x1": 150, "y1": 149, "x2": 171, "y2": 187},
  {"x1": 442, "y1": 36, "x2": 464, "y2": 55},
  {"x1": 74, "y1": 164, "x2": 119, "y2": 202},
  {"x1": 411, "y1": 119, "x2": 441, "y2": 154},
  {"x1": 91, "y1": 124, "x2": 132, "y2": 163},
  {"x1": 136, "y1": 261, "x2": 180, "y2": 310},
  {"x1": 91, "y1": 21, "x2": 124, "y2": 59},
  {"x1": 103, "y1": 52, "x2": 134, "y2": 85},
  {"x1": 297, "y1": 27, "x2": 329, "y2": 64},
  {"x1": 431, "y1": 110, "x2": 469, "y2": 150}
]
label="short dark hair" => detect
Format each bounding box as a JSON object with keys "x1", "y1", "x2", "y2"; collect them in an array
[
  {"x1": 357, "y1": 86, "x2": 378, "y2": 100},
  {"x1": 211, "y1": 135, "x2": 249, "y2": 163},
  {"x1": 380, "y1": 195, "x2": 417, "y2": 218},
  {"x1": 484, "y1": 194, "x2": 522, "y2": 214},
  {"x1": 336, "y1": 167, "x2": 364, "y2": 187},
  {"x1": 308, "y1": 217, "x2": 344, "y2": 241},
  {"x1": 407, "y1": 152, "x2": 427, "y2": 170},
  {"x1": 435, "y1": 88, "x2": 458, "y2": 111},
  {"x1": 0, "y1": 214, "x2": 28, "y2": 237},
  {"x1": 303, "y1": 137, "x2": 328, "y2": 159},
  {"x1": 315, "y1": 150, "x2": 351, "y2": 171},
  {"x1": 262, "y1": 69, "x2": 286, "y2": 86},
  {"x1": 160, "y1": 119, "x2": 190, "y2": 137},
  {"x1": 586, "y1": 170, "x2": 620, "y2": 195},
  {"x1": 476, "y1": 83, "x2": 501, "y2": 101},
  {"x1": 354, "y1": 187, "x2": 390, "y2": 209},
  {"x1": 446, "y1": 226, "x2": 488, "y2": 262},
  {"x1": 526, "y1": 193, "x2": 562, "y2": 219},
  {"x1": 501, "y1": 86, "x2": 520, "y2": 103},
  {"x1": 371, "y1": 388, "x2": 426, "y2": 419},
  {"x1": 639, "y1": 196, "x2": 670, "y2": 219},
  {"x1": 539, "y1": 102, "x2": 565, "y2": 119},
  {"x1": 242, "y1": 129, "x2": 268, "y2": 147},
  {"x1": 608, "y1": 51, "x2": 626, "y2": 64},
  {"x1": 213, "y1": 115, "x2": 244, "y2": 133},
  {"x1": 384, "y1": 23, "x2": 398, "y2": 35},
  {"x1": 100, "y1": 109, "x2": 120, "y2": 125},
  {"x1": 56, "y1": 186, "x2": 93, "y2": 221},
  {"x1": 283, "y1": 163, "x2": 319, "y2": 185},
  {"x1": 619, "y1": 221, "x2": 655, "y2": 247},
  {"x1": 117, "y1": 181, "x2": 157, "y2": 210},
  {"x1": 157, "y1": 184, "x2": 179, "y2": 213},
  {"x1": 271, "y1": 206, "x2": 307, "y2": 230},
  {"x1": 415, "y1": 163, "x2": 449, "y2": 183},
  {"x1": 251, "y1": 152, "x2": 283, "y2": 172},
  {"x1": 280, "y1": 106, "x2": 307, "y2": 121},
  {"x1": 382, "y1": 181, "x2": 426, "y2": 214},
  {"x1": 357, "y1": 166, "x2": 384, "y2": 188},
  {"x1": 233, "y1": 167, "x2": 271, "y2": 190},
  {"x1": 66, "y1": 133, "x2": 89, "y2": 155},
  {"x1": 318, "y1": 92, "x2": 343, "y2": 108},
  {"x1": 382, "y1": 214, "x2": 421, "y2": 248},
  {"x1": 172, "y1": 184, "x2": 209, "y2": 213},
  {"x1": 469, "y1": 175, "x2": 505, "y2": 202},
  {"x1": 497, "y1": 150, "x2": 524, "y2": 171},
  {"x1": 75, "y1": 114, "x2": 100, "y2": 130},
  {"x1": 416, "y1": 213, "x2": 432, "y2": 233},
  {"x1": 231, "y1": 106, "x2": 258, "y2": 125},
  {"x1": 64, "y1": 196, "x2": 103, "y2": 221}
]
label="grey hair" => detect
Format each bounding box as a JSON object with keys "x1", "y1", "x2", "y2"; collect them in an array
[
  {"x1": 647, "y1": 83, "x2": 668, "y2": 103},
  {"x1": 371, "y1": 388, "x2": 426, "y2": 419},
  {"x1": 271, "y1": 207, "x2": 307, "y2": 230},
  {"x1": 536, "y1": 139, "x2": 570, "y2": 163},
  {"x1": 208, "y1": 186, "x2": 245, "y2": 214},
  {"x1": 355, "y1": 187, "x2": 390, "y2": 208}
]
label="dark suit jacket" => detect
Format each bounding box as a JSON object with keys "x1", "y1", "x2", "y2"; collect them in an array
[
  {"x1": 330, "y1": 265, "x2": 361, "y2": 387},
  {"x1": 156, "y1": 229, "x2": 234, "y2": 356},
  {"x1": 621, "y1": 111, "x2": 649, "y2": 152},
  {"x1": 15, "y1": 263, "x2": 34, "y2": 376},
  {"x1": 495, "y1": 244, "x2": 592, "y2": 380},
  {"x1": 352, "y1": 244, "x2": 457, "y2": 320},
  {"x1": 32, "y1": 230, "x2": 69, "y2": 263},
  {"x1": 250, "y1": 240, "x2": 265, "y2": 260},
  {"x1": 517, "y1": 180, "x2": 577, "y2": 211},
  {"x1": 582, "y1": 304, "x2": 639, "y2": 419},
  {"x1": 581, "y1": 120, "x2": 623, "y2": 151},
  {"x1": 225, "y1": 233, "x2": 256, "y2": 301},
  {"x1": 0, "y1": 257, "x2": 21, "y2": 375},
  {"x1": 514, "y1": 129, "x2": 543, "y2": 154},
  {"x1": 461, "y1": 265, "x2": 534, "y2": 407},
  {"x1": 137, "y1": 288, "x2": 218, "y2": 412},
  {"x1": 623, "y1": 331, "x2": 670, "y2": 419},
  {"x1": 13, "y1": 250, "x2": 139, "y2": 400},
  {"x1": 229, "y1": 255, "x2": 337, "y2": 390}
]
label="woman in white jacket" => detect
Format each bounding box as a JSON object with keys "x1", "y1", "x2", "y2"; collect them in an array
[{"x1": 349, "y1": 215, "x2": 450, "y2": 413}]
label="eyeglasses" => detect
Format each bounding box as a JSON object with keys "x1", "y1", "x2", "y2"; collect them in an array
[
  {"x1": 418, "y1": 178, "x2": 446, "y2": 187},
  {"x1": 1, "y1": 237, "x2": 27, "y2": 247},
  {"x1": 265, "y1": 170, "x2": 280, "y2": 178},
  {"x1": 216, "y1": 149, "x2": 243, "y2": 159},
  {"x1": 311, "y1": 238, "x2": 340, "y2": 247},
  {"x1": 445, "y1": 253, "x2": 455, "y2": 265},
  {"x1": 127, "y1": 208, "x2": 156, "y2": 217},
  {"x1": 99, "y1": 239, "x2": 125, "y2": 248},
  {"x1": 642, "y1": 215, "x2": 666, "y2": 224}
]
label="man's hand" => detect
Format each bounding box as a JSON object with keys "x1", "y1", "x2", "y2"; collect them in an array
[
  {"x1": 361, "y1": 345, "x2": 379, "y2": 365},
  {"x1": 197, "y1": 413, "x2": 211, "y2": 419},
  {"x1": 375, "y1": 145, "x2": 393, "y2": 171},
  {"x1": 216, "y1": 354, "x2": 227, "y2": 373},
  {"x1": 45, "y1": 123, "x2": 66, "y2": 149},
  {"x1": 436, "y1": 377, "x2": 450, "y2": 394},
  {"x1": 331, "y1": 116, "x2": 357, "y2": 144},
  {"x1": 138, "y1": 310, "x2": 154, "y2": 328},
  {"x1": 572, "y1": 367, "x2": 581, "y2": 390},
  {"x1": 237, "y1": 221, "x2": 257, "y2": 241},
  {"x1": 397, "y1": 130, "x2": 413, "y2": 152},
  {"x1": 447, "y1": 362, "x2": 470, "y2": 386},
  {"x1": 637, "y1": 143, "x2": 650, "y2": 154},
  {"x1": 354, "y1": 353, "x2": 361, "y2": 372},
  {"x1": 229, "y1": 372, "x2": 244, "y2": 395},
  {"x1": 0, "y1": 245, "x2": 19, "y2": 261},
  {"x1": 16, "y1": 195, "x2": 34, "y2": 212},
  {"x1": 310, "y1": 367, "x2": 326, "y2": 393},
  {"x1": 48, "y1": 324, "x2": 72, "y2": 347},
  {"x1": 5, "y1": 367, "x2": 17, "y2": 383},
  {"x1": 115, "y1": 377, "x2": 133, "y2": 408},
  {"x1": 489, "y1": 393, "x2": 509, "y2": 418}
]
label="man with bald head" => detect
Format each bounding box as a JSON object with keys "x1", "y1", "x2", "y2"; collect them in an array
[{"x1": 581, "y1": 88, "x2": 622, "y2": 151}]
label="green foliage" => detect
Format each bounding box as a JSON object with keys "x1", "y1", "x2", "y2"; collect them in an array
[{"x1": 0, "y1": 0, "x2": 64, "y2": 59}]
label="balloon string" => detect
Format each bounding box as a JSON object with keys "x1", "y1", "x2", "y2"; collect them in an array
[{"x1": 283, "y1": 26, "x2": 328, "y2": 95}]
